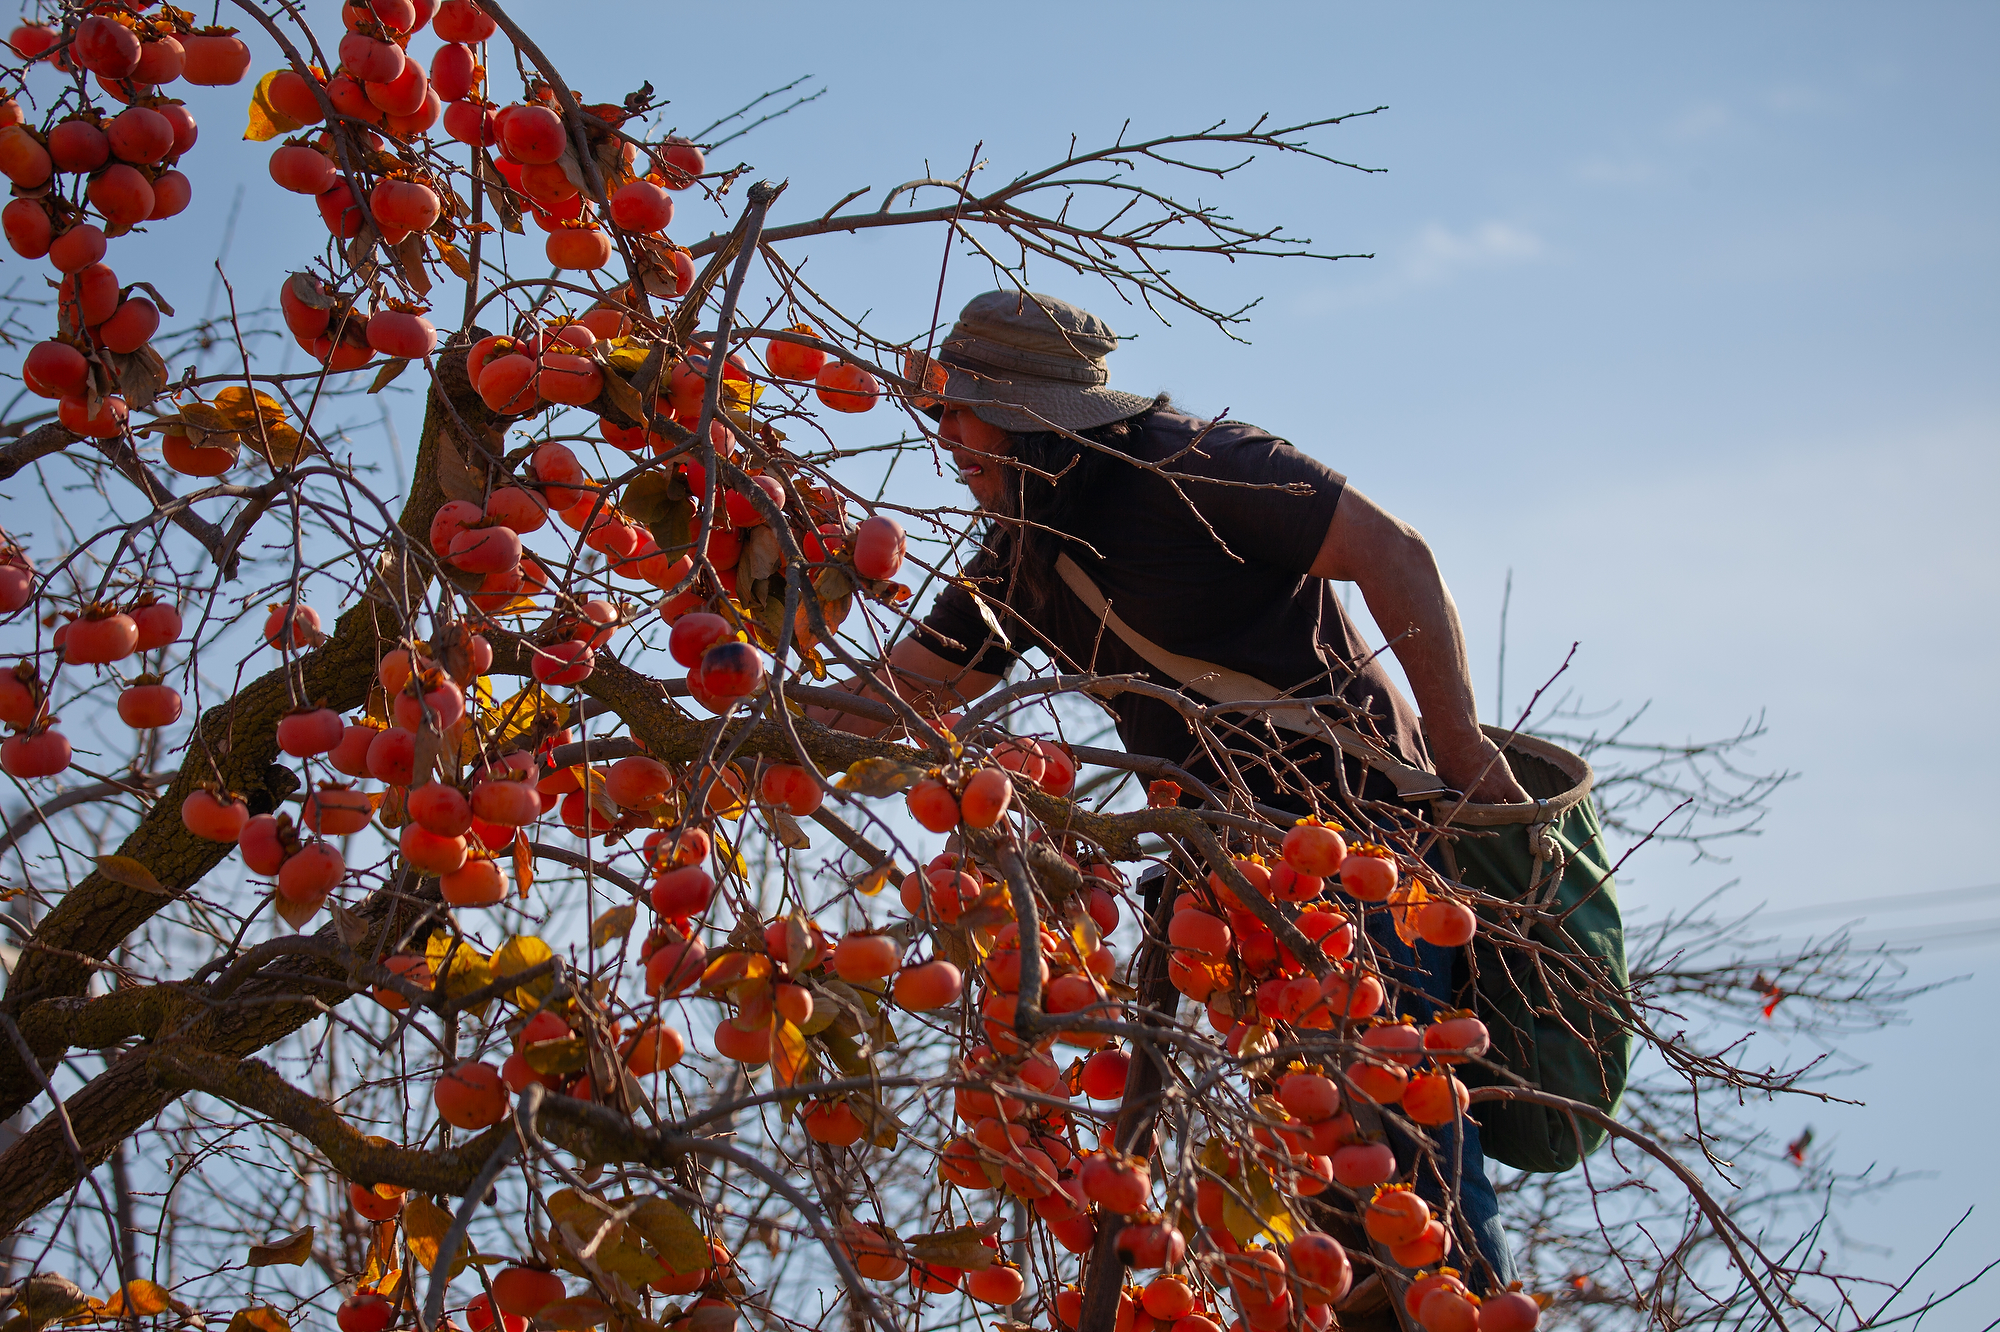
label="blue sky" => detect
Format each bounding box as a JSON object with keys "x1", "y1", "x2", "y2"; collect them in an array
[{"x1": 4, "y1": 0, "x2": 1993, "y2": 1311}]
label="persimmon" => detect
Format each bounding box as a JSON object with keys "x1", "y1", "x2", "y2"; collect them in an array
[
  {"x1": 1404, "y1": 1071, "x2": 1471, "y2": 1125},
  {"x1": 625, "y1": 1020, "x2": 686, "y2": 1075},
  {"x1": 960, "y1": 767, "x2": 1014, "y2": 828},
  {"x1": 59, "y1": 263, "x2": 120, "y2": 328},
  {"x1": 658, "y1": 137, "x2": 705, "y2": 188},
  {"x1": 274, "y1": 706, "x2": 343, "y2": 757},
  {"x1": 491, "y1": 1267, "x2": 564, "y2": 1317},
  {"x1": 64, "y1": 609, "x2": 139, "y2": 664},
  {"x1": 650, "y1": 864, "x2": 716, "y2": 918},
  {"x1": 814, "y1": 360, "x2": 879, "y2": 413},
  {"x1": 645, "y1": 936, "x2": 706, "y2": 997},
  {"x1": 264, "y1": 602, "x2": 322, "y2": 650},
  {"x1": 180, "y1": 31, "x2": 252, "y2": 85},
  {"x1": 367, "y1": 308, "x2": 435, "y2": 359},
  {"x1": 832, "y1": 932, "x2": 901, "y2": 983},
  {"x1": 48, "y1": 119, "x2": 111, "y2": 173},
  {"x1": 182, "y1": 789, "x2": 250, "y2": 843},
  {"x1": 696, "y1": 641, "x2": 764, "y2": 702},
  {"x1": 434, "y1": 1060, "x2": 509, "y2": 1129},
  {"x1": 7, "y1": 23, "x2": 56, "y2": 60},
  {"x1": 1424, "y1": 1014, "x2": 1492, "y2": 1064},
  {"x1": 1339, "y1": 845, "x2": 1398, "y2": 901},
  {"x1": 893, "y1": 959, "x2": 962, "y2": 1011},
  {"x1": 149, "y1": 170, "x2": 193, "y2": 219},
  {"x1": 303, "y1": 786, "x2": 374, "y2": 836},
  {"x1": 336, "y1": 1293, "x2": 394, "y2": 1332},
  {"x1": 1478, "y1": 1292, "x2": 1541, "y2": 1332},
  {"x1": 22, "y1": 342, "x2": 87, "y2": 399},
  {"x1": 348, "y1": 1180, "x2": 405, "y2": 1221},
  {"x1": 72, "y1": 16, "x2": 140, "y2": 78},
  {"x1": 905, "y1": 778, "x2": 960, "y2": 833},
  {"x1": 713, "y1": 1014, "x2": 773, "y2": 1065},
  {"x1": 365, "y1": 62, "x2": 429, "y2": 119},
  {"x1": 58, "y1": 393, "x2": 128, "y2": 439},
  {"x1": 0, "y1": 125, "x2": 51, "y2": 188},
  {"x1": 966, "y1": 1264, "x2": 1026, "y2": 1306},
  {"x1": 97, "y1": 297, "x2": 159, "y2": 354},
  {"x1": 278, "y1": 841, "x2": 346, "y2": 901},
  {"x1": 1, "y1": 728, "x2": 70, "y2": 779},
  {"x1": 134, "y1": 36, "x2": 186, "y2": 84},
  {"x1": 1079, "y1": 1152, "x2": 1150, "y2": 1215},
  {"x1": 106, "y1": 106, "x2": 173, "y2": 164},
  {"x1": 1363, "y1": 1186, "x2": 1430, "y2": 1247},
  {"x1": 1418, "y1": 898, "x2": 1479, "y2": 947},
  {"x1": 1168, "y1": 908, "x2": 1230, "y2": 963},
  {"x1": 440, "y1": 856, "x2": 506, "y2": 906},
  {"x1": 464, "y1": 1295, "x2": 524, "y2": 1332},
  {"x1": 267, "y1": 69, "x2": 326, "y2": 124},
  {"x1": 2, "y1": 197, "x2": 49, "y2": 262}
]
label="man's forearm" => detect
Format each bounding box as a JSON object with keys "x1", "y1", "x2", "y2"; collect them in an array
[{"x1": 1355, "y1": 533, "x2": 1521, "y2": 797}]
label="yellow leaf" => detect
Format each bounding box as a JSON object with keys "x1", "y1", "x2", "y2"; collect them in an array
[
  {"x1": 424, "y1": 936, "x2": 496, "y2": 1014},
  {"x1": 591, "y1": 903, "x2": 636, "y2": 949},
  {"x1": 94, "y1": 854, "x2": 165, "y2": 894},
  {"x1": 102, "y1": 1281, "x2": 171, "y2": 1317},
  {"x1": 242, "y1": 69, "x2": 307, "y2": 142},
  {"x1": 224, "y1": 1309, "x2": 291, "y2": 1332},
  {"x1": 1389, "y1": 881, "x2": 1429, "y2": 948},
  {"x1": 246, "y1": 1225, "x2": 313, "y2": 1267},
  {"x1": 595, "y1": 1240, "x2": 667, "y2": 1288},
  {"x1": 1220, "y1": 1162, "x2": 1296, "y2": 1246},
  {"x1": 466, "y1": 683, "x2": 564, "y2": 761},
  {"x1": 491, "y1": 935, "x2": 556, "y2": 1006},
  {"x1": 522, "y1": 1035, "x2": 588, "y2": 1076},
  {"x1": 852, "y1": 861, "x2": 897, "y2": 897},
  {"x1": 404, "y1": 1196, "x2": 462, "y2": 1274},
  {"x1": 624, "y1": 1197, "x2": 710, "y2": 1275},
  {"x1": 710, "y1": 829, "x2": 746, "y2": 878},
  {"x1": 601, "y1": 337, "x2": 654, "y2": 373},
  {"x1": 514, "y1": 829, "x2": 534, "y2": 899},
  {"x1": 771, "y1": 1019, "x2": 809, "y2": 1090}
]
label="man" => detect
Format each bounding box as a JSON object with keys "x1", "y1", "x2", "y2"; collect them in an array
[{"x1": 810, "y1": 290, "x2": 1526, "y2": 1283}]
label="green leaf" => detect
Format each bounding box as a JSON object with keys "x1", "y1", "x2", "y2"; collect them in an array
[
  {"x1": 906, "y1": 1226, "x2": 996, "y2": 1271},
  {"x1": 624, "y1": 1196, "x2": 710, "y2": 1276},
  {"x1": 835, "y1": 756, "x2": 927, "y2": 798}
]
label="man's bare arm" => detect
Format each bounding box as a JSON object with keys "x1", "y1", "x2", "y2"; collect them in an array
[
  {"x1": 1311, "y1": 486, "x2": 1531, "y2": 804},
  {"x1": 804, "y1": 637, "x2": 1004, "y2": 738}
]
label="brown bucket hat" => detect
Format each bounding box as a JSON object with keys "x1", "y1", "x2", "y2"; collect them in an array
[{"x1": 905, "y1": 290, "x2": 1156, "y2": 434}]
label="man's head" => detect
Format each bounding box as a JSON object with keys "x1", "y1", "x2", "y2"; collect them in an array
[{"x1": 916, "y1": 290, "x2": 1156, "y2": 510}]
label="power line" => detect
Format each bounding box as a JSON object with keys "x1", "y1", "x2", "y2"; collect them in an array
[{"x1": 1755, "y1": 882, "x2": 2000, "y2": 923}]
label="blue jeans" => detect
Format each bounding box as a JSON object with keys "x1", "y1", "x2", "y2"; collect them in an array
[{"x1": 1361, "y1": 904, "x2": 1518, "y2": 1291}]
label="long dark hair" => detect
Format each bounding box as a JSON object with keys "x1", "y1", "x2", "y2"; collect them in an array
[{"x1": 983, "y1": 394, "x2": 1169, "y2": 612}]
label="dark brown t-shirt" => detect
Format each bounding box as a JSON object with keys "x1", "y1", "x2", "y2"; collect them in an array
[{"x1": 916, "y1": 409, "x2": 1432, "y2": 808}]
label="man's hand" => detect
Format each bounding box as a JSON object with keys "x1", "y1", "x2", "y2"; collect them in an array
[
  {"x1": 1431, "y1": 732, "x2": 1533, "y2": 805},
  {"x1": 804, "y1": 637, "x2": 1001, "y2": 737}
]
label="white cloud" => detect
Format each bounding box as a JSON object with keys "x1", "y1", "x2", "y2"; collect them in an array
[
  {"x1": 1290, "y1": 219, "x2": 1546, "y2": 313},
  {"x1": 1665, "y1": 99, "x2": 1733, "y2": 142},
  {"x1": 1400, "y1": 221, "x2": 1546, "y2": 285}
]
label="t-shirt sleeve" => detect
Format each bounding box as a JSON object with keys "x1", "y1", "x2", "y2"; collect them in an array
[
  {"x1": 914, "y1": 536, "x2": 1019, "y2": 675},
  {"x1": 1174, "y1": 427, "x2": 1346, "y2": 574}
]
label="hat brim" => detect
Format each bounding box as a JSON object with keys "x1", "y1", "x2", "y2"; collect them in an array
[{"x1": 928, "y1": 361, "x2": 1155, "y2": 434}]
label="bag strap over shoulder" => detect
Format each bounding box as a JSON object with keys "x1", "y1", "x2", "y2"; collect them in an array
[
  {"x1": 1052, "y1": 554, "x2": 1598, "y2": 822},
  {"x1": 1054, "y1": 553, "x2": 1451, "y2": 801}
]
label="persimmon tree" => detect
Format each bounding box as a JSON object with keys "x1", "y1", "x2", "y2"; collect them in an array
[{"x1": 0, "y1": 5, "x2": 1983, "y2": 1332}]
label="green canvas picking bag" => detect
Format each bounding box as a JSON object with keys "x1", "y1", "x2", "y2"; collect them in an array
[{"x1": 1426, "y1": 727, "x2": 1631, "y2": 1173}]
